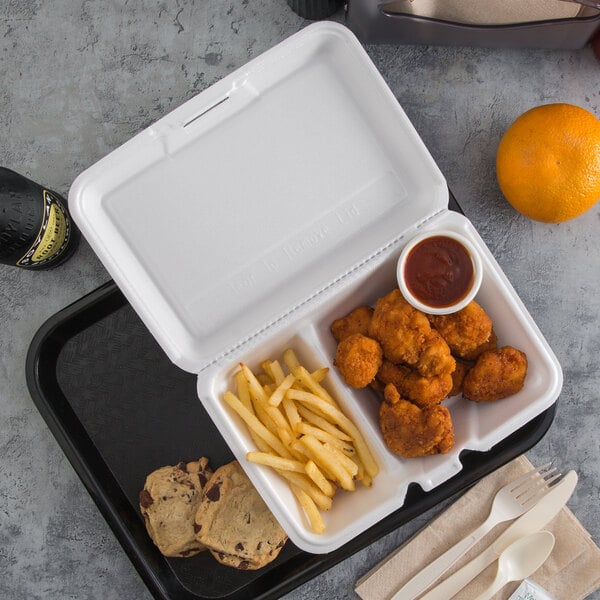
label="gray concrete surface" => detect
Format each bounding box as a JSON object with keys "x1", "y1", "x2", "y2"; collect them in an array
[{"x1": 1, "y1": 1, "x2": 599, "y2": 599}]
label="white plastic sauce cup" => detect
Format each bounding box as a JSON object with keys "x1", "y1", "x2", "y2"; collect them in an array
[{"x1": 397, "y1": 229, "x2": 483, "y2": 315}]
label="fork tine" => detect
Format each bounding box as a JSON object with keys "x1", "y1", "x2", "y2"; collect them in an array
[
  {"x1": 518, "y1": 472, "x2": 563, "y2": 507},
  {"x1": 515, "y1": 468, "x2": 560, "y2": 498},
  {"x1": 508, "y1": 462, "x2": 554, "y2": 493},
  {"x1": 513, "y1": 466, "x2": 558, "y2": 497}
]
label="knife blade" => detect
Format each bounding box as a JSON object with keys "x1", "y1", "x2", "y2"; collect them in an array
[{"x1": 417, "y1": 470, "x2": 577, "y2": 600}]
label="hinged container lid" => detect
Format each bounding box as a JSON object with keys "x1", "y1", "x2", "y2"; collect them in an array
[{"x1": 69, "y1": 23, "x2": 448, "y2": 373}]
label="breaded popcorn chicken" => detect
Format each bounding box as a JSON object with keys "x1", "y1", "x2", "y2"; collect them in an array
[
  {"x1": 379, "y1": 384, "x2": 454, "y2": 458},
  {"x1": 329, "y1": 288, "x2": 528, "y2": 462},
  {"x1": 376, "y1": 360, "x2": 452, "y2": 408},
  {"x1": 369, "y1": 289, "x2": 454, "y2": 377},
  {"x1": 448, "y1": 360, "x2": 470, "y2": 397},
  {"x1": 428, "y1": 301, "x2": 494, "y2": 361},
  {"x1": 416, "y1": 330, "x2": 457, "y2": 377},
  {"x1": 334, "y1": 333, "x2": 383, "y2": 388},
  {"x1": 464, "y1": 329, "x2": 498, "y2": 362},
  {"x1": 369, "y1": 289, "x2": 427, "y2": 365},
  {"x1": 463, "y1": 346, "x2": 528, "y2": 402},
  {"x1": 330, "y1": 305, "x2": 374, "y2": 342}
]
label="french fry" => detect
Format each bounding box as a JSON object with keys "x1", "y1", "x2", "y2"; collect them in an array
[
  {"x1": 232, "y1": 377, "x2": 272, "y2": 453},
  {"x1": 260, "y1": 360, "x2": 277, "y2": 384},
  {"x1": 248, "y1": 387, "x2": 291, "y2": 438},
  {"x1": 287, "y1": 389, "x2": 330, "y2": 418},
  {"x1": 252, "y1": 398, "x2": 279, "y2": 437},
  {"x1": 290, "y1": 484, "x2": 325, "y2": 535},
  {"x1": 252, "y1": 433, "x2": 274, "y2": 454},
  {"x1": 299, "y1": 434, "x2": 356, "y2": 492},
  {"x1": 246, "y1": 452, "x2": 305, "y2": 473},
  {"x1": 223, "y1": 391, "x2": 292, "y2": 459},
  {"x1": 245, "y1": 364, "x2": 293, "y2": 437},
  {"x1": 296, "y1": 405, "x2": 353, "y2": 441},
  {"x1": 282, "y1": 348, "x2": 301, "y2": 374},
  {"x1": 305, "y1": 460, "x2": 336, "y2": 497},
  {"x1": 245, "y1": 418, "x2": 274, "y2": 454},
  {"x1": 257, "y1": 373, "x2": 272, "y2": 386},
  {"x1": 339, "y1": 444, "x2": 357, "y2": 458},
  {"x1": 276, "y1": 470, "x2": 333, "y2": 511},
  {"x1": 235, "y1": 370, "x2": 252, "y2": 411},
  {"x1": 282, "y1": 396, "x2": 301, "y2": 432},
  {"x1": 269, "y1": 360, "x2": 286, "y2": 386},
  {"x1": 296, "y1": 421, "x2": 351, "y2": 451},
  {"x1": 290, "y1": 439, "x2": 312, "y2": 459},
  {"x1": 294, "y1": 365, "x2": 336, "y2": 406},
  {"x1": 268, "y1": 373, "x2": 297, "y2": 407},
  {"x1": 289, "y1": 389, "x2": 379, "y2": 479},
  {"x1": 277, "y1": 427, "x2": 306, "y2": 462},
  {"x1": 241, "y1": 362, "x2": 270, "y2": 404},
  {"x1": 355, "y1": 455, "x2": 365, "y2": 482},
  {"x1": 322, "y1": 441, "x2": 359, "y2": 477},
  {"x1": 224, "y1": 351, "x2": 379, "y2": 534},
  {"x1": 264, "y1": 403, "x2": 293, "y2": 436},
  {"x1": 309, "y1": 367, "x2": 329, "y2": 383},
  {"x1": 276, "y1": 426, "x2": 294, "y2": 446},
  {"x1": 292, "y1": 439, "x2": 338, "y2": 482}
]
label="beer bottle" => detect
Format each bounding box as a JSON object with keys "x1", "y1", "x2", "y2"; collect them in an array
[{"x1": 0, "y1": 167, "x2": 78, "y2": 269}]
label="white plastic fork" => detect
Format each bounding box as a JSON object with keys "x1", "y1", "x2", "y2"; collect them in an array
[{"x1": 390, "y1": 463, "x2": 562, "y2": 600}]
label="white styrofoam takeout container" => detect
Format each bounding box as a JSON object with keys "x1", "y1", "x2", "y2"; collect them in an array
[{"x1": 69, "y1": 22, "x2": 562, "y2": 554}]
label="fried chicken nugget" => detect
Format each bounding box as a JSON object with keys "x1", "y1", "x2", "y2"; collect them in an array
[
  {"x1": 334, "y1": 333, "x2": 383, "y2": 388},
  {"x1": 369, "y1": 289, "x2": 427, "y2": 365},
  {"x1": 465, "y1": 329, "x2": 498, "y2": 362},
  {"x1": 369, "y1": 289, "x2": 455, "y2": 377},
  {"x1": 376, "y1": 360, "x2": 452, "y2": 408},
  {"x1": 417, "y1": 330, "x2": 457, "y2": 377},
  {"x1": 428, "y1": 301, "x2": 495, "y2": 361},
  {"x1": 379, "y1": 384, "x2": 454, "y2": 458},
  {"x1": 331, "y1": 305, "x2": 374, "y2": 342},
  {"x1": 448, "y1": 360, "x2": 470, "y2": 397},
  {"x1": 463, "y1": 346, "x2": 528, "y2": 402}
]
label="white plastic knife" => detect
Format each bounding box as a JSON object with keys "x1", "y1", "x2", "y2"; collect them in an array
[{"x1": 416, "y1": 470, "x2": 577, "y2": 600}]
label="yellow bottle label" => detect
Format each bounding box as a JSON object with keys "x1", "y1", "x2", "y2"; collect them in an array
[
  {"x1": 17, "y1": 190, "x2": 71, "y2": 267},
  {"x1": 31, "y1": 202, "x2": 67, "y2": 262}
]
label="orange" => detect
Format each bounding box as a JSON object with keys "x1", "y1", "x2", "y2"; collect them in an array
[{"x1": 496, "y1": 103, "x2": 600, "y2": 223}]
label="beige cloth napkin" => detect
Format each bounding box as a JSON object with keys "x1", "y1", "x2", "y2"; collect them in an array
[
  {"x1": 355, "y1": 455, "x2": 600, "y2": 600},
  {"x1": 382, "y1": 0, "x2": 583, "y2": 25}
]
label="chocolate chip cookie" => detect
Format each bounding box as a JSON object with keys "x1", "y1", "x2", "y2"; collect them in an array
[
  {"x1": 194, "y1": 461, "x2": 287, "y2": 569},
  {"x1": 140, "y1": 457, "x2": 212, "y2": 557}
]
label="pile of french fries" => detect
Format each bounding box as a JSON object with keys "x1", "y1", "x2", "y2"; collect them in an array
[{"x1": 223, "y1": 349, "x2": 379, "y2": 534}]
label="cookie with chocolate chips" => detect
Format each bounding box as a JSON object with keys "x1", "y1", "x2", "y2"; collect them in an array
[
  {"x1": 139, "y1": 457, "x2": 212, "y2": 557},
  {"x1": 194, "y1": 461, "x2": 287, "y2": 570}
]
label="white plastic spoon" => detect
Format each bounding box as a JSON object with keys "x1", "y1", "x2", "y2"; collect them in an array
[{"x1": 473, "y1": 530, "x2": 555, "y2": 600}]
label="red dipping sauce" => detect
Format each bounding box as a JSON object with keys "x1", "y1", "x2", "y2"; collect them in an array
[{"x1": 404, "y1": 235, "x2": 474, "y2": 308}]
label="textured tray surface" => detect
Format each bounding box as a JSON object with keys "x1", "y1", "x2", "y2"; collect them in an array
[{"x1": 55, "y1": 299, "x2": 303, "y2": 598}]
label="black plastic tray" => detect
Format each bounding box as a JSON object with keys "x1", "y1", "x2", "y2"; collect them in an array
[{"x1": 26, "y1": 194, "x2": 556, "y2": 600}]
